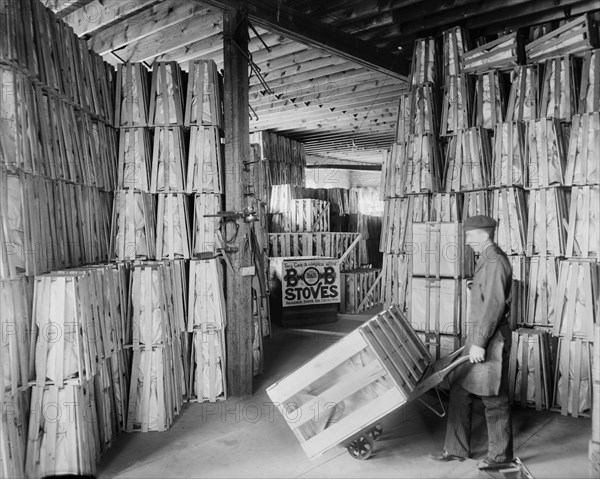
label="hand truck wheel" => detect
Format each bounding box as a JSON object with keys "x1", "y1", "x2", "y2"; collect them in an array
[
  {"x1": 347, "y1": 434, "x2": 374, "y2": 460},
  {"x1": 369, "y1": 423, "x2": 383, "y2": 441}
]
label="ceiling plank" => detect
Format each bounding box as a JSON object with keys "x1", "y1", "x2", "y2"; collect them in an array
[
  {"x1": 62, "y1": 0, "x2": 161, "y2": 37},
  {"x1": 88, "y1": 0, "x2": 205, "y2": 56},
  {"x1": 111, "y1": 8, "x2": 223, "y2": 63},
  {"x1": 196, "y1": 0, "x2": 410, "y2": 79}
]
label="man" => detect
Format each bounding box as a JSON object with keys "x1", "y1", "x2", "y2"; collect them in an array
[{"x1": 429, "y1": 215, "x2": 514, "y2": 470}]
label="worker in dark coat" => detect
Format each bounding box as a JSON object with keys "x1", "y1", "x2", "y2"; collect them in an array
[{"x1": 429, "y1": 215, "x2": 514, "y2": 470}]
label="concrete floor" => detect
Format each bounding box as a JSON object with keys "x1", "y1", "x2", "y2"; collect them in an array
[{"x1": 97, "y1": 315, "x2": 595, "y2": 479}]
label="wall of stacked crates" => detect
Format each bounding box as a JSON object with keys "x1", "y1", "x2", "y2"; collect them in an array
[
  {"x1": 0, "y1": 1, "x2": 267, "y2": 477},
  {"x1": 379, "y1": 13, "x2": 600, "y2": 466}
]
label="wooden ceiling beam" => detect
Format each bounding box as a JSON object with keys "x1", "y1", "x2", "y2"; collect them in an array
[
  {"x1": 62, "y1": 0, "x2": 161, "y2": 37},
  {"x1": 110, "y1": 8, "x2": 223, "y2": 63},
  {"x1": 42, "y1": 0, "x2": 93, "y2": 18},
  {"x1": 88, "y1": 0, "x2": 204, "y2": 56},
  {"x1": 251, "y1": 83, "x2": 403, "y2": 114},
  {"x1": 196, "y1": 0, "x2": 410, "y2": 79}
]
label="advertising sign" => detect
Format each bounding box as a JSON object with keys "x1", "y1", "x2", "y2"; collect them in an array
[{"x1": 282, "y1": 258, "x2": 340, "y2": 307}]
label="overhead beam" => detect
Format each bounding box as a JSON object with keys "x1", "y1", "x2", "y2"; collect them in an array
[
  {"x1": 305, "y1": 164, "x2": 382, "y2": 171},
  {"x1": 62, "y1": 0, "x2": 160, "y2": 37},
  {"x1": 196, "y1": 0, "x2": 409, "y2": 79}
]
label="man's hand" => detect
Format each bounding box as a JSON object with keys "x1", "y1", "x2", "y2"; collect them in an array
[{"x1": 469, "y1": 345, "x2": 486, "y2": 364}]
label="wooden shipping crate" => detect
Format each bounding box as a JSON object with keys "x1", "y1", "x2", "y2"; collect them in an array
[
  {"x1": 339, "y1": 268, "x2": 382, "y2": 315},
  {"x1": 440, "y1": 73, "x2": 472, "y2": 136},
  {"x1": 492, "y1": 121, "x2": 528, "y2": 187},
  {"x1": 508, "y1": 328, "x2": 553, "y2": 410},
  {"x1": 411, "y1": 222, "x2": 474, "y2": 278},
  {"x1": 1, "y1": 389, "x2": 28, "y2": 479},
  {"x1": 150, "y1": 127, "x2": 187, "y2": 193},
  {"x1": 115, "y1": 63, "x2": 149, "y2": 128},
  {"x1": 442, "y1": 26, "x2": 470, "y2": 79},
  {"x1": 156, "y1": 194, "x2": 192, "y2": 260},
  {"x1": 266, "y1": 306, "x2": 430, "y2": 460},
  {"x1": 410, "y1": 277, "x2": 462, "y2": 336},
  {"x1": 380, "y1": 253, "x2": 410, "y2": 311},
  {"x1": 462, "y1": 32, "x2": 525, "y2": 74},
  {"x1": 443, "y1": 127, "x2": 492, "y2": 192},
  {"x1": 526, "y1": 14, "x2": 599, "y2": 62},
  {"x1": 472, "y1": 70, "x2": 506, "y2": 130},
  {"x1": 525, "y1": 257, "x2": 559, "y2": 329},
  {"x1": 185, "y1": 59, "x2": 223, "y2": 128},
  {"x1": 417, "y1": 332, "x2": 461, "y2": 361},
  {"x1": 410, "y1": 37, "x2": 440, "y2": 87},
  {"x1": 192, "y1": 193, "x2": 222, "y2": 255},
  {"x1": 186, "y1": 126, "x2": 223, "y2": 194},
  {"x1": 491, "y1": 187, "x2": 528, "y2": 255},
  {"x1": 506, "y1": 65, "x2": 539, "y2": 122},
  {"x1": 149, "y1": 61, "x2": 184, "y2": 127},
  {"x1": 565, "y1": 113, "x2": 600, "y2": 186},
  {"x1": 117, "y1": 128, "x2": 152, "y2": 191},
  {"x1": 579, "y1": 49, "x2": 600, "y2": 113},
  {"x1": 539, "y1": 56, "x2": 578, "y2": 122},
  {"x1": 566, "y1": 186, "x2": 600, "y2": 258},
  {"x1": 526, "y1": 187, "x2": 569, "y2": 257}
]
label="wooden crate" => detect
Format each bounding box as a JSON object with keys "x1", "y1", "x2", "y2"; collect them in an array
[
  {"x1": 380, "y1": 195, "x2": 431, "y2": 254},
  {"x1": 526, "y1": 13, "x2": 599, "y2": 62},
  {"x1": 410, "y1": 83, "x2": 440, "y2": 137},
  {"x1": 506, "y1": 65, "x2": 539, "y2": 122},
  {"x1": 443, "y1": 127, "x2": 492, "y2": 192},
  {"x1": 440, "y1": 73, "x2": 472, "y2": 136},
  {"x1": 115, "y1": 63, "x2": 150, "y2": 128},
  {"x1": 380, "y1": 254, "x2": 411, "y2": 311},
  {"x1": 566, "y1": 186, "x2": 600, "y2": 258},
  {"x1": 117, "y1": 128, "x2": 152, "y2": 191},
  {"x1": 0, "y1": 278, "x2": 32, "y2": 396},
  {"x1": 266, "y1": 306, "x2": 430, "y2": 460},
  {"x1": 526, "y1": 187, "x2": 569, "y2": 256},
  {"x1": 565, "y1": 113, "x2": 600, "y2": 186},
  {"x1": 552, "y1": 337, "x2": 593, "y2": 418},
  {"x1": 1, "y1": 389, "x2": 28, "y2": 479},
  {"x1": 410, "y1": 37, "x2": 440, "y2": 87},
  {"x1": 492, "y1": 121, "x2": 528, "y2": 187},
  {"x1": 553, "y1": 259, "x2": 599, "y2": 341},
  {"x1": 539, "y1": 55, "x2": 579, "y2": 122},
  {"x1": 508, "y1": 328, "x2": 553, "y2": 410},
  {"x1": 188, "y1": 327, "x2": 227, "y2": 403},
  {"x1": 410, "y1": 277, "x2": 462, "y2": 336},
  {"x1": 403, "y1": 134, "x2": 442, "y2": 193},
  {"x1": 187, "y1": 259, "x2": 226, "y2": 333},
  {"x1": 339, "y1": 268, "x2": 382, "y2": 314},
  {"x1": 508, "y1": 256, "x2": 528, "y2": 329},
  {"x1": 492, "y1": 187, "x2": 528, "y2": 255},
  {"x1": 442, "y1": 26, "x2": 470, "y2": 79},
  {"x1": 26, "y1": 383, "x2": 99, "y2": 478},
  {"x1": 150, "y1": 127, "x2": 186, "y2": 193},
  {"x1": 473, "y1": 70, "x2": 506, "y2": 130},
  {"x1": 527, "y1": 118, "x2": 568, "y2": 187},
  {"x1": 462, "y1": 31, "x2": 525, "y2": 74},
  {"x1": 462, "y1": 190, "x2": 491, "y2": 220},
  {"x1": 185, "y1": 59, "x2": 223, "y2": 128},
  {"x1": 156, "y1": 194, "x2": 192, "y2": 260},
  {"x1": 289, "y1": 199, "x2": 330, "y2": 232},
  {"x1": 579, "y1": 49, "x2": 600, "y2": 113},
  {"x1": 524, "y1": 257, "x2": 559, "y2": 329},
  {"x1": 149, "y1": 61, "x2": 184, "y2": 126},
  {"x1": 110, "y1": 190, "x2": 156, "y2": 261},
  {"x1": 394, "y1": 92, "x2": 412, "y2": 145},
  {"x1": 186, "y1": 126, "x2": 223, "y2": 194},
  {"x1": 411, "y1": 222, "x2": 474, "y2": 278},
  {"x1": 417, "y1": 332, "x2": 461, "y2": 361},
  {"x1": 430, "y1": 193, "x2": 462, "y2": 222},
  {"x1": 192, "y1": 193, "x2": 222, "y2": 255}
]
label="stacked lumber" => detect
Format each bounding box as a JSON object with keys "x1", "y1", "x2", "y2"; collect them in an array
[
  {"x1": 539, "y1": 56, "x2": 578, "y2": 122},
  {"x1": 508, "y1": 328, "x2": 553, "y2": 410},
  {"x1": 126, "y1": 262, "x2": 185, "y2": 432},
  {"x1": 443, "y1": 127, "x2": 492, "y2": 191},
  {"x1": 463, "y1": 32, "x2": 525, "y2": 74},
  {"x1": 579, "y1": 49, "x2": 600, "y2": 113},
  {"x1": 187, "y1": 259, "x2": 227, "y2": 402},
  {"x1": 266, "y1": 306, "x2": 431, "y2": 460},
  {"x1": 506, "y1": 65, "x2": 539, "y2": 122},
  {"x1": 473, "y1": 70, "x2": 506, "y2": 130},
  {"x1": 526, "y1": 14, "x2": 599, "y2": 62},
  {"x1": 526, "y1": 187, "x2": 569, "y2": 256},
  {"x1": 339, "y1": 268, "x2": 381, "y2": 314}
]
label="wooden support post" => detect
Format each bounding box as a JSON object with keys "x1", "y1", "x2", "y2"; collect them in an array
[{"x1": 223, "y1": 6, "x2": 253, "y2": 397}]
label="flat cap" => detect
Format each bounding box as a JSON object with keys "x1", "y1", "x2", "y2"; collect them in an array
[{"x1": 464, "y1": 215, "x2": 497, "y2": 231}]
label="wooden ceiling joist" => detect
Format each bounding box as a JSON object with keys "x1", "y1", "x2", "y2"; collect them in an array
[{"x1": 195, "y1": 0, "x2": 410, "y2": 79}]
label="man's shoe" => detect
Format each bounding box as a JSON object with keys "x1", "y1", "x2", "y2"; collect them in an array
[
  {"x1": 429, "y1": 450, "x2": 466, "y2": 462},
  {"x1": 477, "y1": 457, "x2": 515, "y2": 470}
]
